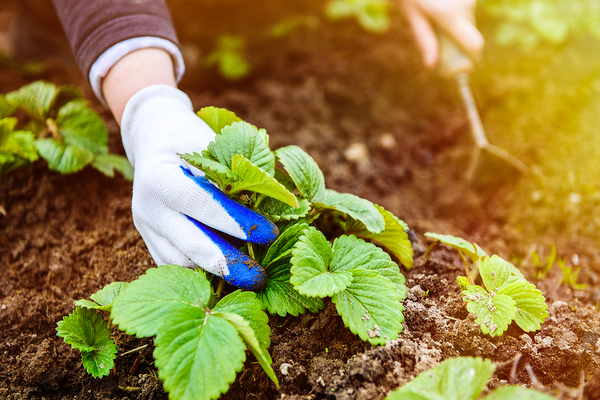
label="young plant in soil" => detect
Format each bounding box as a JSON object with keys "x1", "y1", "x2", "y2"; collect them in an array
[
  {"x1": 2, "y1": 81, "x2": 132, "y2": 179},
  {"x1": 205, "y1": 36, "x2": 251, "y2": 81},
  {"x1": 385, "y1": 356, "x2": 554, "y2": 400},
  {"x1": 57, "y1": 106, "x2": 413, "y2": 400},
  {"x1": 425, "y1": 233, "x2": 548, "y2": 337},
  {"x1": 324, "y1": 0, "x2": 391, "y2": 34}
]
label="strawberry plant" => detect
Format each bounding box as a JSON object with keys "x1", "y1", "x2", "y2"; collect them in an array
[
  {"x1": 2, "y1": 80, "x2": 132, "y2": 179},
  {"x1": 205, "y1": 36, "x2": 251, "y2": 81},
  {"x1": 324, "y1": 0, "x2": 391, "y2": 34},
  {"x1": 426, "y1": 233, "x2": 547, "y2": 337},
  {"x1": 385, "y1": 356, "x2": 554, "y2": 400},
  {"x1": 480, "y1": 0, "x2": 600, "y2": 49},
  {"x1": 57, "y1": 106, "x2": 413, "y2": 400}
]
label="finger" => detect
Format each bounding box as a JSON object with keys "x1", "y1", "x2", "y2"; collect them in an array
[
  {"x1": 433, "y1": 13, "x2": 484, "y2": 60},
  {"x1": 135, "y1": 209, "x2": 266, "y2": 290},
  {"x1": 403, "y1": 1, "x2": 439, "y2": 68},
  {"x1": 144, "y1": 163, "x2": 278, "y2": 245}
]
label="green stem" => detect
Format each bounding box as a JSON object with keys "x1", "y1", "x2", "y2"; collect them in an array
[
  {"x1": 216, "y1": 278, "x2": 225, "y2": 299},
  {"x1": 254, "y1": 193, "x2": 267, "y2": 208},
  {"x1": 247, "y1": 242, "x2": 256, "y2": 260}
]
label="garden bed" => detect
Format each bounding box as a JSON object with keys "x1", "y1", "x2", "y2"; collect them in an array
[{"x1": 1, "y1": 1, "x2": 599, "y2": 399}]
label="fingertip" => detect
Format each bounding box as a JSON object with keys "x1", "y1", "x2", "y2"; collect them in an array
[
  {"x1": 246, "y1": 217, "x2": 279, "y2": 246},
  {"x1": 224, "y1": 255, "x2": 267, "y2": 291}
]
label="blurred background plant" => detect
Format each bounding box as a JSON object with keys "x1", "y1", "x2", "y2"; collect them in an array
[{"x1": 479, "y1": 0, "x2": 600, "y2": 49}]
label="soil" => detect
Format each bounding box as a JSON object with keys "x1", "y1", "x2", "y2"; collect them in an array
[{"x1": 1, "y1": 1, "x2": 600, "y2": 399}]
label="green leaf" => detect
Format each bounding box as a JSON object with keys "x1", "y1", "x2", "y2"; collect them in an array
[
  {"x1": 34, "y1": 138, "x2": 94, "y2": 174},
  {"x1": 0, "y1": 95, "x2": 15, "y2": 118},
  {"x1": 111, "y1": 265, "x2": 212, "y2": 337},
  {"x1": 256, "y1": 223, "x2": 325, "y2": 316},
  {"x1": 180, "y1": 151, "x2": 235, "y2": 190},
  {"x1": 91, "y1": 154, "x2": 133, "y2": 180},
  {"x1": 483, "y1": 385, "x2": 555, "y2": 400},
  {"x1": 230, "y1": 154, "x2": 298, "y2": 207},
  {"x1": 387, "y1": 357, "x2": 496, "y2": 400},
  {"x1": 462, "y1": 285, "x2": 516, "y2": 336},
  {"x1": 331, "y1": 235, "x2": 406, "y2": 300},
  {"x1": 56, "y1": 307, "x2": 117, "y2": 378},
  {"x1": 333, "y1": 269, "x2": 404, "y2": 345},
  {"x1": 260, "y1": 223, "x2": 310, "y2": 266},
  {"x1": 357, "y1": 1, "x2": 390, "y2": 33},
  {"x1": 346, "y1": 204, "x2": 413, "y2": 269},
  {"x1": 424, "y1": 232, "x2": 487, "y2": 264},
  {"x1": 275, "y1": 145, "x2": 325, "y2": 202},
  {"x1": 497, "y1": 280, "x2": 548, "y2": 332},
  {"x1": 213, "y1": 290, "x2": 272, "y2": 352},
  {"x1": 256, "y1": 197, "x2": 311, "y2": 222},
  {"x1": 290, "y1": 227, "x2": 353, "y2": 297},
  {"x1": 75, "y1": 282, "x2": 129, "y2": 312},
  {"x1": 209, "y1": 121, "x2": 275, "y2": 175},
  {"x1": 154, "y1": 309, "x2": 246, "y2": 400},
  {"x1": 55, "y1": 100, "x2": 108, "y2": 153},
  {"x1": 214, "y1": 312, "x2": 279, "y2": 387},
  {"x1": 315, "y1": 192, "x2": 385, "y2": 234},
  {"x1": 6, "y1": 80, "x2": 57, "y2": 121},
  {"x1": 479, "y1": 255, "x2": 514, "y2": 292},
  {"x1": 258, "y1": 258, "x2": 325, "y2": 316},
  {"x1": 197, "y1": 106, "x2": 242, "y2": 134},
  {"x1": 325, "y1": 0, "x2": 354, "y2": 20}
]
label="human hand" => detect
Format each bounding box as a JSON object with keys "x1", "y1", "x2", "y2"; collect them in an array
[
  {"x1": 400, "y1": 0, "x2": 484, "y2": 68},
  {"x1": 120, "y1": 84, "x2": 277, "y2": 291}
]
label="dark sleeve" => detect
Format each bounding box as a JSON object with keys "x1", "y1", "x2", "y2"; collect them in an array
[{"x1": 52, "y1": 0, "x2": 180, "y2": 80}]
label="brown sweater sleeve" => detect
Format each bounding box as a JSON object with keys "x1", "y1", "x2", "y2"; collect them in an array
[{"x1": 52, "y1": 0, "x2": 180, "y2": 80}]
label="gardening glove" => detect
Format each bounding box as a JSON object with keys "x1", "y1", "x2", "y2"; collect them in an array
[
  {"x1": 120, "y1": 84, "x2": 277, "y2": 291},
  {"x1": 401, "y1": 0, "x2": 484, "y2": 68}
]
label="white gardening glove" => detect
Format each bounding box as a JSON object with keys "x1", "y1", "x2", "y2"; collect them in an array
[
  {"x1": 401, "y1": 0, "x2": 484, "y2": 68},
  {"x1": 121, "y1": 84, "x2": 278, "y2": 291}
]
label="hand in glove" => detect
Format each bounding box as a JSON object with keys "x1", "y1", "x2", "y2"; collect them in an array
[{"x1": 120, "y1": 84, "x2": 277, "y2": 291}]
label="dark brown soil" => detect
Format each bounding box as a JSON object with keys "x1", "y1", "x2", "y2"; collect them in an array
[{"x1": 1, "y1": 1, "x2": 600, "y2": 399}]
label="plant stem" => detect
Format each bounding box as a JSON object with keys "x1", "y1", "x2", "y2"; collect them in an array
[
  {"x1": 247, "y1": 242, "x2": 255, "y2": 260},
  {"x1": 120, "y1": 344, "x2": 148, "y2": 357},
  {"x1": 216, "y1": 278, "x2": 225, "y2": 299}
]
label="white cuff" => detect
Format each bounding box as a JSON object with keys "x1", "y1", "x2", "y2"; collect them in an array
[{"x1": 89, "y1": 37, "x2": 186, "y2": 106}]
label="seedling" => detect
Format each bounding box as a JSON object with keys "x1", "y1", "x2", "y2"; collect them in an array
[
  {"x1": 481, "y1": 0, "x2": 600, "y2": 49},
  {"x1": 0, "y1": 114, "x2": 38, "y2": 181},
  {"x1": 531, "y1": 243, "x2": 556, "y2": 279},
  {"x1": 386, "y1": 356, "x2": 554, "y2": 400},
  {"x1": 458, "y1": 255, "x2": 548, "y2": 337},
  {"x1": 425, "y1": 233, "x2": 547, "y2": 336},
  {"x1": 56, "y1": 282, "x2": 128, "y2": 377},
  {"x1": 4, "y1": 81, "x2": 132, "y2": 179},
  {"x1": 324, "y1": 0, "x2": 391, "y2": 34},
  {"x1": 558, "y1": 259, "x2": 588, "y2": 290},
  {"x1": 205, "y1": 35, "x2": 251, "y2": 80}
]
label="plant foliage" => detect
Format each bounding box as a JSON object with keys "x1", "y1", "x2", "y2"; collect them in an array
[
  {"x1": 2, "y1": 81, "x2": 132, "y2": 179},
  {"x1": 56, "y1": 307, "x2": 117, "y2": 378},
  {"x1": 205, "y1": 35, "x2": 251, "y2": 80},
  {"x1": 386, "y1": 356, "x2": 554, "y2": 400},
  {"x1": 58, "y1": 106, "x2": 413, "y2": 399},
  {"x1": 111, "y1": 265, "x2": 278, "y2": 400},
  {"x1": 480, "y1": 0, "x2": 600, "y2": 49},
  {"x1": 325, "y1": 0, "x2": 391, "y2": 34},
  {"x1": 457, "y1": 255, "x2": 548, "y2": 336}
]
